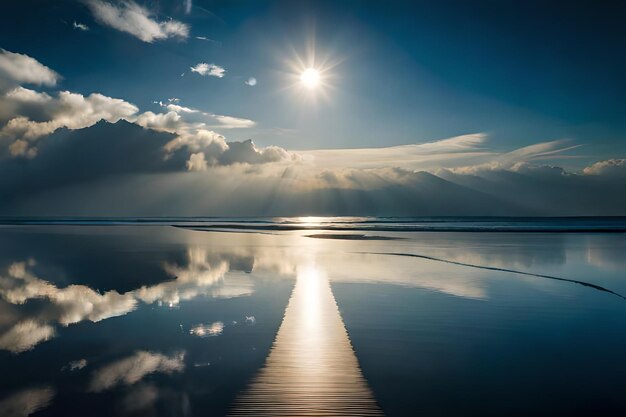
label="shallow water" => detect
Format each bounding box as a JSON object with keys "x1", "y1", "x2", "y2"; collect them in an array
[{"x1": 1, "y1": 223, "x2": 626, "y2": 416}]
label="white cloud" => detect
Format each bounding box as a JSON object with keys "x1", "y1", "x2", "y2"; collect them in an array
[
  {"x1": 211, "y1": 114, "x2": 256, "y2": 129},
  {"x1": 300, "y1": 134, "x2": 585, "y2": 178},
  {"x1": 448, "y1": 140, "x2": 582, "y2": 175},
  {"x1": 166, "y1": 103, "x2": 197, "y2": 113},
  {"x1": 1, "y1": 88, "x2": 138, "y2": 157},
  {"x1": 89, "y1": 351, "x2": 185, "y2": 392},
  {"x1": 86, "y1": 0, "x2": 189, "y2": 43},
  {"x1": 73, "y1": 21, "x2": 89, "y2": 31},
  {"x1": 303, "y1": 133, "x2": 493, "y2": 171},
  {"x1": 186, "y1": 152, "x2": 208, "y2": 171},
  {"x1": 0, "y1": 387, "x2": 55, "y2": 417},
  {"x1": 582, "y1": 159, "x2": 626, "y2": 177},
  {"x1": 153, "y1": 99, "x2": 256, "y2": 129},
  {"x1": 153, "y1": 100, "x2": 197, "y2": 114},
  {"x1": 184, "y1": 0, "x2": 192, "y2": 14},
  {"x1": 136, "y1": 110, "x2": 184, "y2": 133},
  {"x1": 195, "y1": 36, "x2": 221, "y2": 45},
  {"x1": 164, "y1": 128, "x2": 227, "y2": 154},
  {"x1": 190, "y1": 63, "x2": 225, "y2": 78},
  {"x1": 0, "y1": 49, "x2": 60, "y2": 89},
  {"x1": 63, "y1": 359, "x2": 88, "y2": 371},
  {"x1": 245, "y1": 77, "x2": 257, "y2": 86}
]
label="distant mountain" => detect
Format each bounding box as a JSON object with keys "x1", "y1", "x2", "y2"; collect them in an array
[{"x1": 0, "y1": 120, "x2": 186, "y2": 203}]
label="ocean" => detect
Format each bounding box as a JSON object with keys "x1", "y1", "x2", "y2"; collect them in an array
[{"x1": 0, "y1": 218, "x2": 625, "y2": 416}]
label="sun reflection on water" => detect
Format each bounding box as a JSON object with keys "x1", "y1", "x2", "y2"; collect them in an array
[{"x1": 229, "y1": 264, "x2": 383, "y2": 416}]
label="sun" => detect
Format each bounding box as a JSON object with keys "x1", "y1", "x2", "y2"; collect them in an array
[{"x1": 300, "y1": 68, "x2": 320, "y2": 89}]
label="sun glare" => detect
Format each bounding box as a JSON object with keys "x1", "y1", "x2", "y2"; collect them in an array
[{"x1": 300, "y1": 68, "x2": 320, "y2": 88}]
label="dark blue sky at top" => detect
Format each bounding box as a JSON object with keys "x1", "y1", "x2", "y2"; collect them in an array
[{"x1": 1, "y1": 0, "x2": 625, "y2": 165}]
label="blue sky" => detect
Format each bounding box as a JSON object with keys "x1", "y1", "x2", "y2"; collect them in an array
[
  {"x1": 2, "y1": 1, "x2": 625, "y2": 156},
  {"x1": 0, "y1": 0, "x2": 625, "y2": 216}
]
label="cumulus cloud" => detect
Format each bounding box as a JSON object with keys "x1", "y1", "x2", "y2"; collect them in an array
[
  {"x1": 582, "y1": 159, "x2": 626, "y2": 177},
  {"x1": 186, "y1": 152, "x2": 208, "y2": 171},
  {"x1": 136, "y1": 110, "x2": 184, "y2": 133},
  {"x1": 245, "y1": 77, "x2": 257, "y2": 86},
  {"x1": 160, "y1": 126, "x2": 290, "y2": 168},
  {"x1": 0, "y1": 387, "x2": 55, "y2": 417},
  {"x1": 219, "y1": 140, "x2": 293, "y2": 165},
  {"x1": 0, "y1": 49, "x2": 60, "y2": 91},
  {"x1": 89, "y1": 350, "x2": 185, "y2": 392},
  {"x1": 86, "y1": 0, "x2": 189, "y2": 42},
  {"x1": 164, "y1": 128, "x2": 227, "y2": 155},
  {"x1": 190, "y1": 63, "x2": 225, "y2": 77},
  {"x1": 1, "y1": 87, "x2": 138, "y2": 157}
]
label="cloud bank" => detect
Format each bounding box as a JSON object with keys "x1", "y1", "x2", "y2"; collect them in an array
[{"x1": 0, "y1": 49, "x2": 625, "y2": 216}]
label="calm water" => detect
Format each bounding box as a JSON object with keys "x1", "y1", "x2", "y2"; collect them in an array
[{"x1": 1, "y1": 220, "x2": 626, "y2": 416}]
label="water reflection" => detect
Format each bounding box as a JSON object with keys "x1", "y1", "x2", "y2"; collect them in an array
[
  {"x1": 89, "y1": 351, "x2": 185, "y2": 392},
  {"x1": 0, "y1": 386, "x2": 55, "y2": 417},
  {"x1": 230, "y1": 265, "x2": 383, "y2": 416},
  {"x1": 0, "y1": 248, "x2": 252, "y2": 353},
  {"x1": 1, "y1": 226, "x2": 626, "y2": 416}
]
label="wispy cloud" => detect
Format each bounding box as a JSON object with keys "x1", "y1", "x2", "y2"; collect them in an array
[
  {"x1": 195, "y1": 36, "x2": 222, "y2": 45},
  {"x1": 154, "y1": 100, "x2": 197, "y2": 114},
  {"x1": 302, "y1": 133, "x2": 494, "y2": 170},
  {"x1": 152, "y1": 99, "x2": 256, "y2": 129},
  {"x1": 73, "y1": 21, "x2": 89, "y2": 31},
  {"x1": 450, "y1": 139, "x2": 582, "y2": 175},
  {"x1": 85, "y1": 0, "x2": 189, "y2": 43},
  {"x1": 190, "y1": 62, "x2": 225, "y2": 77},
  {"x1": 211, "y1": 114, "x2": 256, "y2": 128},
  {"x1": 245, "y1": 77, "x2": 257, "y2": 86}
]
